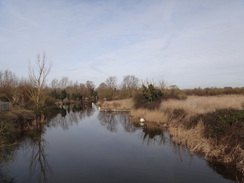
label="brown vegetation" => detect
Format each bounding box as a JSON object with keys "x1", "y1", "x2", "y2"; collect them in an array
[
  {"x1": 130, "y1": 95, "x2": 244, "y2": 124},
  {"x1": 160, "y1": 95, "x2": 244, "y2": 114},
  {"x1": 97, "y1": 99, "x2": 133, "y2": 110}
]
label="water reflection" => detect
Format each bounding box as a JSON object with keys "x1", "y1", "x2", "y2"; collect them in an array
[
  {"x1": 98, "y1": 112, "x2": 168, "y2": 147},
  {"x1": 98, "y1": 111, "x2": 194, "y2": 164},
  {"x1": 27, "y1": 130, "x2": 51, "y2": 183},
  {"x1": 98, "y1": 112, "x2": 137, "y2": 133},
  {"x1": 0, "y1": 129, "x2": 52, "y2": 183},
  {"x1": 119, "y1": 113, "x2": 137, "y2": 133},
  {"x1": 97, "y1": 111, "x2": 239, "y2": 182},
  {"x1": 0, "y1": 168, "x2": 14, "y2": 183},
  {"x1": 48, "y1": 105, "x2": 95, "y2": 130},
  {"x1": 138, "y1": 124, "x2": 194, "y2": 165},
  {"x1": 98, "y1": 112, "x2": 118, "y2": 132},
  {"x1": 139, "y1": 128, "x2": 167, "y2": 146}
]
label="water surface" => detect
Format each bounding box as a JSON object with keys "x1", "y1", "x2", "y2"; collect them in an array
[{"x1": 1, "y1": 106, "x2": 237, "y2": 183}]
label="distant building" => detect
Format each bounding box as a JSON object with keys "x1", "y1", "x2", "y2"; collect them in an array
[{"x1": 0, "y1": 100, "x2": 10, "y2": 112}]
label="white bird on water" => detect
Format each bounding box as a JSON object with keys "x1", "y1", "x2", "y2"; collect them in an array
[
  {"x1": 140, "y1": 118, "x2": 145, "y2": 123},
  {"x1": 140, "y1": 118, "x2": 145, "y2": 126}
]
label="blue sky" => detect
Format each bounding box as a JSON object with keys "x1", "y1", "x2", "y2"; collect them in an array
[{"x1": 0, "y1": 0, "x2": 244, "y2": 89}]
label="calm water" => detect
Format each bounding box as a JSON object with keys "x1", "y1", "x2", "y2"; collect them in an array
[{"x1": 0, "y1": 106, "x2": 238, "y2": 183}]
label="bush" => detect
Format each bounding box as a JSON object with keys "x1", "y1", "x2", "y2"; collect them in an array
[
  {"x1": 184, "y1": 108, "x2": 244, "y2": 142},
  {"x1": 142, "y1": 84, "x2": 163, "y2": 101},
  {"x1": 133, "y1": 84, "x2": 162, "y2": 110}
]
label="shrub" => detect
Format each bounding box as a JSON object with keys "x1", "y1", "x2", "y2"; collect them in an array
[
  {"x1": 142, "y1": 84, "x2": 163, "y2": 101},
  {"x1": 133, "y1": 84, "x2": 162, "y2": 110},
  {"x1": 188, "y1": 108, "x2": 244, "y2": 141}
]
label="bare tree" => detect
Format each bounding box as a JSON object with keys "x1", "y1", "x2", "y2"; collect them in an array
[
  {"x1": 50, "y1": 79, "x2": 59, "y2": 89},
  {"x1": 105, "y1": 76, "x2": 117, "y2": 89},
  {"x1": 158, "y1": 80, "x2": 167, "y2": 89},
  {"x1": 59, "y1": 77, "x2": 69, "y2": 89},
  {"x1": 0, "y1": 70, "x2": 18, "y2": 88},
  {"x1": 141, "y1": 78, "x2": 157, "y2": 88},
  {"x1": 28, "y1": 53, "x2": 51, "y2": 126},
  {"x1": 79, "y1": 83, "x2": 88, "y2": 98},
  {"x1": 86, "y1": 80, "x2": 95, "y2": 97},
  {"x1": 121, "y1": 75, "x2": 139, "y2": 97},
  {"x1": 121, "y1": 75, "x2": 139, "y2": 90},
  {"x1": 97, "y1": 82, "x2": 108, "y2": 99}
]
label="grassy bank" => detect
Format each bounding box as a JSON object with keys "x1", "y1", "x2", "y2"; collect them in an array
[{"x1": 99, "y1": 95, "x2": 244, "y2": 179}]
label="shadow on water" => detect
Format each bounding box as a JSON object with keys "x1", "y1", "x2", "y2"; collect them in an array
[{"x1": 0, "y1": 106, "x2": 242, "y2": 183}]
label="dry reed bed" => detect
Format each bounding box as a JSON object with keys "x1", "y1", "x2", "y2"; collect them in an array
[
  {"x1": 160, "y1": 95, "x2": 244, "y2": 114},
  {"x1": 131, "y1": 95, "x2": 244, "y2": 122},
  {"x1": 101, "y1": 95, "x2": 244, "y2": 123}
]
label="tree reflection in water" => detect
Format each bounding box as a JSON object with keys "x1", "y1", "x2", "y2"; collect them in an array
[
  {"x1": 98, "y1": 112, "x2": 118, "y2": 132},
  {"x1": 139, "y1": 125, "x2": 194, "y2": 163},
  {"x1": 0, "y1": 108, "x2": 240, "y2": 182},
  {"x1": 98, "y1": 111, "x2": 195, "y2": 165},
  {"x1": 139, "y1": 128, "x2": 167, "y2": 146},
  {"x1": 0, "y1": 128, "x2": 52, "y2": 183},
  {"x1": 98, "y1": 112, "x2": 137, "y2": 133},
  {"x1": 25, "y1": 129, "x2": 52, "y2": 183},
  {"x1": 119, "y1": 113, "x2": 137, "y2": 133},
  {"x1": 48, "y1": 105, "x2": 95, "y2": 130}
]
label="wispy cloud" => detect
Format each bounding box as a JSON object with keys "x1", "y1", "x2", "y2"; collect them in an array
[{"x1": 0, "y1": 0, "x2": 244, "y2": 88}]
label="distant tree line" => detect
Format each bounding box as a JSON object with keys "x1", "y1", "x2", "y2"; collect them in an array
[
  {"x1": 1, "y1": 69, "x2": 243, "y2": 106},
  {"x1": 1, "y1": 54, "x2": 244, "y2": 113},
  {"x1": 183, "y1": 87, "x2": 244, "y2": 96}
]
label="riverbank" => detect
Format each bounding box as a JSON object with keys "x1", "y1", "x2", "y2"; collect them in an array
[
  {"x1": 0, "y1": 103, "x2": 60, "y2": 150},
  {"x1": 98, "y1": 95, "x2": 244, "y2": 180},
  {"x1": 0, "y1": 107, "x2": 35, "y2": 129}
]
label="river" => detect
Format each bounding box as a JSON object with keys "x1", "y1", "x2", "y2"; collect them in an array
[{"x1": 0, "y1": 105, "x2": 238, "y2": 183}]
